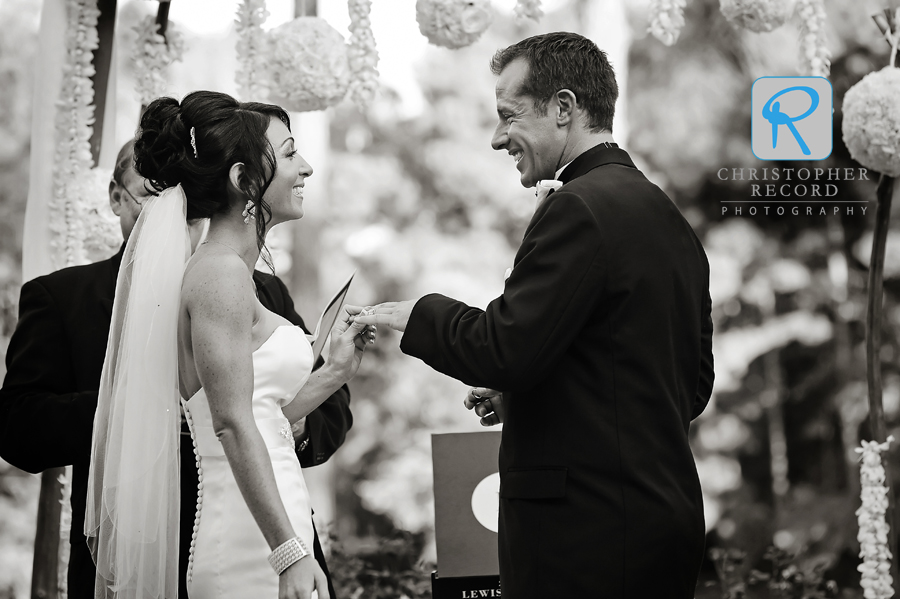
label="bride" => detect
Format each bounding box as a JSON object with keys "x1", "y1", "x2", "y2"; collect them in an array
[{"x1": 85, "y1": 91, "x2": 371, "y2": 599}]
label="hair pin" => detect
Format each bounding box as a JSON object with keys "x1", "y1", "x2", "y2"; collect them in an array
[{"x1": 190, "y1": 126, "x2": 198, "y2": 159}]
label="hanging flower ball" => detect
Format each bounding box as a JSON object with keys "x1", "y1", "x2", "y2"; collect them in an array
[
  {"x1": 842, "y1": 66, "x2": 900, "y2": 177},
  {"x1": 514, "y1": 0, "x2": 543, "y2": 22},
  {"x1": 648, "y1": 0, "x2": 687, "y2": 46},
  {"x1": 266, "y1": 17, "x2": 350, "y2": 112},
  {"x1": 416, "y1": 0, "x2": 493, "y2": 50},
  {"x1": 719, "y1": 0, "x2": 795, "y2": 33}
]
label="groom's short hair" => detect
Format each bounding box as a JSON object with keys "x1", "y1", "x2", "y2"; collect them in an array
[{"x1": 490, "y1": 32, "x2": 618, "y2": 134}]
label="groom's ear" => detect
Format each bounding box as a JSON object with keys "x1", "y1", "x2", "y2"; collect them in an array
[{"x1": 554, "y1": 89, "x2": 577, "y2": 127}]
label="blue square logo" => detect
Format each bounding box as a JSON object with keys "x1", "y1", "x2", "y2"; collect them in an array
[{"x1": 751, "y1": 77, "x2": 833, "y2": 161}]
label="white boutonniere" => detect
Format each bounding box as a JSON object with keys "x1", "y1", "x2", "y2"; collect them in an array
[{"x1": 535, "y1": 179, "x2": 563, "y2": 209}]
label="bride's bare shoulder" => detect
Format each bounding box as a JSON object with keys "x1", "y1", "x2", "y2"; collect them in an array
[{"x1": 182, "y1": 250, "x2": 253, "y2": 316}]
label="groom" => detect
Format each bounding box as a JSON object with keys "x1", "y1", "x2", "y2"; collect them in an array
[
  {"x1": 354, "y1": 32, "x2": 714, "y2": 597},
  {"x1": 0, "y1": 140, "x2": 351, "y2": 599}
]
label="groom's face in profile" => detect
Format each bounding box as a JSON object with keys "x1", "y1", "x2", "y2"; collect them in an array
[{"x1": 492, "y1": 57, "x2": 563, "y2": 188}]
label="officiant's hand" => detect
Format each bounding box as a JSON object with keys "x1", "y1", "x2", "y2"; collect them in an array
[
  {"x1": 347, "y1": 300, "x2": 417, "y2": 333},
  {"x1": 465, "y1": 387, "x2": 504, "y2": 426}
]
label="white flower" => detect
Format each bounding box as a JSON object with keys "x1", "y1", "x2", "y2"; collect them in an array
[
  {"x1": 131, "y1": 15, "x2": 185, "y2": 105},
  {"x1": 855, "y1": 436, "x2": 895, "y2": 599},
  {"x1": 842, "y1": 66, "x2": 900, "y2": 177},
  {"x1": 347, "y1": 0, "x2": 380, "y2": 110},
  {"x1": 514, "y1": 0, "x2": 543, "y2": 22},
  {"x1": 266, "y1": 17, "x2": 350, "y2": 112},
  {"x1": 415, "y1": 0, "x2": 493, "y2": 50},
  {"x1": 719, "y1": 0, "x2": 794, "y2": 33},
  {"x1": 51, "y1": 0, "x2": 101, "y2": 269},
  {"x1": 795, "y1": 0, "x2": 830, "y2": 77},
  {"x1": 235, "y1": 0, "x2": 269, "y2": 100},
  {"x1": 649, "y1": 0, "x2": 687, "y2": 46}
]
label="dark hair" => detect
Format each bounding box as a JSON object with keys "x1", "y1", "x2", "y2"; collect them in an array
[
  {"x1": 133, "y1": 90, "x2": 291, "y2": 258},
  {"x1": 490, "y1": 32, "x2": 618, "y2": 133}
]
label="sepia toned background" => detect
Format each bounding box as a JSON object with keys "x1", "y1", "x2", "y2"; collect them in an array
[{"x1": 0, "y1": 0, "x2": 897, "y2": 596}]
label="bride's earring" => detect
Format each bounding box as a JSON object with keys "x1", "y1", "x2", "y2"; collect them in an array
[{"x1": 242, "y1": 199, "x2": 256, "y2": 224}]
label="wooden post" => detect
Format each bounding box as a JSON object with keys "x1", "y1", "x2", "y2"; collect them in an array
[
  {"x1": 88, "y1": 0, "x2": 118, "y2": 165},
  {"x1": 30, "y1": 469, "x2": 65, "y2": 599}
]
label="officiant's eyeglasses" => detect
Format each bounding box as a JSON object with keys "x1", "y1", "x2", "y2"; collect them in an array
[{"x1": 117, "y1": 181, "x2": 157, "y2": 206}]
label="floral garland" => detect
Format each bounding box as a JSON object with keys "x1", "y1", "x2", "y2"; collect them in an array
[
  {"x1": 266, "y1": 17, "x2": 350, "y2": 112},
  {"x1": 131, "y1": 15, "x2": 185, "y2": 106},
  {"x1": 235, "y1": 0, "x2": 269, "y2": 100},
  {"x1": 855, "y1": 436, "x2": 894, "y2": 599},
  {"x1": 347, "y1": 0, "x2": 379, "y2": 110},
  {"x1": 51, "y1": 0, "x2": 100, "y2": 269},
  {"x1": 795, "y1": 0, "x2": 830, "y2": 77},
  {"x1": 842, "y1": 65, "x2": 900, "y2": 177},
  {"x1": 514, "y1": 0, "x2": 543, "y2": 22},
  {"x1": 719, "y1": 0, "x2": 794, "y2": 33},
  {"x1": 415, "y1": 0, "x2": 493, "y2": 50},
  {"x1": 649, "y1": 0, "x2": 687, "y2": 46}
]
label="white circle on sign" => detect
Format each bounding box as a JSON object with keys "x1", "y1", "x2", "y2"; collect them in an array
[{"x1": 471, "y1": 472, "x2": 501, "y2": 532}]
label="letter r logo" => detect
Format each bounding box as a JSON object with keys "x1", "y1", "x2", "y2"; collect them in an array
[{"x1": 752, "y1": 77, "x2": 832, "y2": 160}]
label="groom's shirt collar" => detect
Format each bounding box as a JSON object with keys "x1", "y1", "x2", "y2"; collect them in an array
[{"x1": 558, "y1": 142, "x2": 635, "y2": 185}]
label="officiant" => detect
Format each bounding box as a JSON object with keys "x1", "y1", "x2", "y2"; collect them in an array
[{"x1": 0, "y1": 139, "x2": 351, "y2": 599}]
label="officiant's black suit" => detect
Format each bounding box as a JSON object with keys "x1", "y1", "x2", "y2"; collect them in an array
[
  {"x1": 0, "y1": 250, "x2": 351, "y2": 599},
  {"x1": 401, "y1": 145, "x2": 714, "y2": 598}
]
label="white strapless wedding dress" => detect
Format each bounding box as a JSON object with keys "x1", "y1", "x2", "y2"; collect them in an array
[{"x1": 182, "y1": 325, "x2": 315, "y2": 599}]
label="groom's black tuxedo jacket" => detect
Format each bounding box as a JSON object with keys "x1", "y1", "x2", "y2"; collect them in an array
[
  {"x1": 0, "y1": 250, "x2": 351, "y2": 599},
  {"x1": 402, "y1": 145, "x2": 714, "y2": 598}
]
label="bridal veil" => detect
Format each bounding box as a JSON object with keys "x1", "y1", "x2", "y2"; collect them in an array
[{"x1": 85, "y1": 185, "x2": 191, "y2": 599}]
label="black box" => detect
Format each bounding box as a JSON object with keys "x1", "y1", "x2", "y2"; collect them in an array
[{"x1": 431, "y1": 572, "x2": 502, "y2": 598}]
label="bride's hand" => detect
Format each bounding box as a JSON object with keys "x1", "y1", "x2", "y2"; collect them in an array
[
  {"x1": 279, "y1": 555, "x2": 327, "y2": 599},
  {"x1": 325, "y1": 307, "x2": 374, "y2": 382}
]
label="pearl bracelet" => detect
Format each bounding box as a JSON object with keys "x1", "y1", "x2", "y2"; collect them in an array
[{"x1": 268, "y1": 536, "x2": 310, "y2": 575}]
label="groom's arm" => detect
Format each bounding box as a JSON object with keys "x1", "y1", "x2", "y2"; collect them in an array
[
  {"x1": 256, "y1": 273, "x2": 352, "y2": 467},
  {"x1": 0, "y1": 279, "x2": 97, "y2": 472},
  {"x1": 400, "y1": 191, "x2": 606, "y2": 392},
  {"x1": 692, "y1": 285, "x2": 714, "y2": 420}
]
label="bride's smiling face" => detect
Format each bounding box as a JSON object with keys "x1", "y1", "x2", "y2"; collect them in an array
[{"x1": 262, "y1": 118, "x2": 312, "y2": 225}]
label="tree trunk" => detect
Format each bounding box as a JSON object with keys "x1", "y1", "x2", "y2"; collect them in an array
[{"x1": 31, "y1": 468, "x2": 65, "y2": 599}]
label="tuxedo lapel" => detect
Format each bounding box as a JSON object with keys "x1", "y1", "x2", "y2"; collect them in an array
[{"x1": 559, "y1": 144, "x2": 636, "y2": 185}]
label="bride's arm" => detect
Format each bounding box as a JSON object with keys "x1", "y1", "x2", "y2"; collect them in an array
[
  {"x1": 282, "y1": 309, "x2": 369, "y2": 425},
  {"x1": 187, "y1": 257, "x2": 304, "y2": 551}
]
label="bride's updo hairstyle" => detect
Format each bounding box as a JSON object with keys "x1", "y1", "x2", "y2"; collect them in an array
[{"x1": 133, "y1": 90, "x2": 291, "y2": 254}]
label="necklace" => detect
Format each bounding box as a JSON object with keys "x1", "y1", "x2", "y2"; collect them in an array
[{"x1": 201, "y1": 239, "x2": 243, "y2": 256}]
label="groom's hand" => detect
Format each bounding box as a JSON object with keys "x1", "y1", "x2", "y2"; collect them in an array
[
  {"x1": 465, "y1": 387, "x2": 504, "y2": 426},
  {"x1": 347, "y1": 300, "x2": 417, "y2": 333}
]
